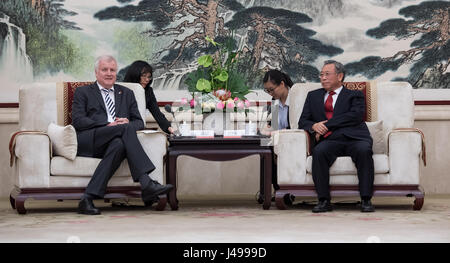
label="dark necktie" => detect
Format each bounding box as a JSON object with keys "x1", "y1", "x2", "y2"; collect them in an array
[
  {"x1": 323, "y1": 91, "x2": 336, "y2": 138},
  {"x1": 101, "y1": 88, "x2": 115, "y2": 120}
]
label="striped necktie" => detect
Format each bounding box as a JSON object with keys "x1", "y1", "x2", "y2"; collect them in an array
[{"x1": 101, "y1": 88, "x2": 115, "y2": 120}]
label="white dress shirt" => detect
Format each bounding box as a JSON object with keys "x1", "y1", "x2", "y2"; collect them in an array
[{"x1": 323, "y1": 86, "x2": 343, "y2": 108}]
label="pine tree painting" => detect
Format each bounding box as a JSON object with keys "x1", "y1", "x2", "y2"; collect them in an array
[
  {"x1": 225, "y1": 6, "x2": 343, "y2": 82},
  {"x1": 94, "y1": 0, "x2": 245, "y2": 69},
  {"x1": 346, "y1": 1, "x2": 449, "y2": 88},
  {"x1": 2, "y1": 0, "x2": 449, "y2": 103},
  {"x1": 94, "y1": 0, "x2": 344, "y2": 87}
]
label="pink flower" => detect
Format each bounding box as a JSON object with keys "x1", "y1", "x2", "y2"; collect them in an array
[
  {"x1": 244, "y1": 100, "x2": 250, "y2": 108},
  {"x1": 227, "y1": 101, "x2": 235, "y2": 109},
  {"x1": 180, "y1": 98, "x2": 188, "y2": 105},
  {"x1": 190, "y1": 98, "x2": 196, "y2": 108},
  {"x1": 213, "y1": 89, "x2": 231, "y2": 101},
  {"x1": 216, "y1": 101, "x2": 225, "y2": 110},
  {"x1": 234, "y1": 97, "x2": 239, "y2": 101},
  {"x1": 237, "y1": 101, "x2": 244, "y2": 109}
]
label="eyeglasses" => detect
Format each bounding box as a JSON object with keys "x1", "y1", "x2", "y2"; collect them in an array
[
  {"x1": 319, "y1": 72, "x2": 338, "y2": 78},
  {"x1": 140, "y1": 74, "x2": 152, "y2": 80},
  {"x1": 264, "y1": 85, "x2": 279, "y2": 94}
]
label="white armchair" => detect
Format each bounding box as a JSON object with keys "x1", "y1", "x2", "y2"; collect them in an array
[
  {"x1": 273, "y1": 81, "x2": 425, "y2": 210},
  {"x1": 9, "y1": 82, "x2": 168, "y2": 214}
]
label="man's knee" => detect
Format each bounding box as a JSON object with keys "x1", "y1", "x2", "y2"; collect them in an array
[
  {"x1": 122, "y1": 123, "x2": 138, "y2": 135},
  {"x1": 108, "y1": 138, "x2": 125, "y2": 153},
  {"x1": 108, "y1": 123, "x2": 137, "y2": 138},
  {"x1": 354, "y1": 142, "x2": 373, "y2": 157},
  {"x1": 313, "y1": 143, "x2": 331, "y2": 158}
]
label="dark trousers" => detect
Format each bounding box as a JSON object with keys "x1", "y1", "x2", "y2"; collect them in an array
[
  {"x1": 78, "y1": 124, "x2": 155, "y2": 198},
  {"x1": 312, "y1": 136, "x2": 374, "y2": 200}
]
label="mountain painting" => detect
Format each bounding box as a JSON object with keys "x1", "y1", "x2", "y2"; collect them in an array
[{"x1": 0, "y1": 0, "x2": 449, "y2": 102}]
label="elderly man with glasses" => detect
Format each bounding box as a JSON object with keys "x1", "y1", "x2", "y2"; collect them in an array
[{"x1": 298, "y1": 60, "x2": 375, "y2": 213}]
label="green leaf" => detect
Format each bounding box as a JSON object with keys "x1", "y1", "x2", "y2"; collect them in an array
[
  {"x1": 185, "y1": 67, "x2": 210, "y2": 92},
  {"x1": 198, "y1": 55, "x2": 213, "y2": 68},
  {"x1": 196, "y1": 78, "x2": 211, "y2": 92},
  {"x1": 214, "y1": 70, "x2": 229, "y2": 82}
]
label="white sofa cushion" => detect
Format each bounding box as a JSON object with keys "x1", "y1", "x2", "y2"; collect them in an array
[
  {"x1": 366, "y1": 120, "x2": 385, "y2": 154},
  {"x1": 49, "y1": 176, "x2": 139, "y2": 188},
  {"x1": 47, "y1": 123, "x2": 77, "y2": 160},
  {"x1": 51, "y1": 156, "x2": 130, "y2": 177},
  {"x1": 306, "y1": 154, "x2": 389, "y2": 175},
  {"x1": 376, "y1": 82, "x2": 414, "y2": 132}
]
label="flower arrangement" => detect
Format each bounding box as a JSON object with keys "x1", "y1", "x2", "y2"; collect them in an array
[{"x1": 182, "y1": 36, "x2": 251, "y2": 114}]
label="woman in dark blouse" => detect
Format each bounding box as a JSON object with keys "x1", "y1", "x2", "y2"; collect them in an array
[{"x1": 123, "y1": 61, "x2": 174, "y2": 134}]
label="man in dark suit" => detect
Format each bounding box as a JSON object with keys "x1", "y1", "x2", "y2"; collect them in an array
[
  {"x1": 72, "y1": 55, "x2": 173, "y2": 215},
  {"x1": 298, "y1": 60, "x2": 375, "y2": 213}
]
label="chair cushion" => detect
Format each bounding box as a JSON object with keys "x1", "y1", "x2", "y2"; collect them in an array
[
  {"x1": 366, "y1": 120, "x2": 385, "y2": 154},
  {"x1": 306, "y1": 154, "x2": 389, "y2": 175},
  {"x1": 49, "y1": 175, "x2": 139, "y2": 188},
  {"x1": 47, "y1": 123, "x2": 78, "y2": 160},
  {"x1": 50, "y1": 156, "x2": 130, "y2": 177}
]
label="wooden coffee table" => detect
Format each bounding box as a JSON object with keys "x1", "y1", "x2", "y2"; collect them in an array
[{"x1": 166, "y1": 135, "x2": 273, "y2": 210}]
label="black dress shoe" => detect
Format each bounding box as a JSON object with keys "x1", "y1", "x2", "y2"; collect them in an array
[
  {"x1": 312, "y1": 199, "x2": 332, "y2": 213},
  {"x1": 141, "y1": 180, "x2": 174, "y2": 203},
  {"x1": 78, "y1": 198, "x2": 101, "y2": 215},
  {"x1": 361, "y1": 200, "x2": 375, "y2": 212}
]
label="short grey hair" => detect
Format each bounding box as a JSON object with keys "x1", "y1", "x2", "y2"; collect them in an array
[
  {"x1": 324, "y1": 60, "x2": 345, "y2": 81},
  {"x1": 94, "y1": 55, "x2": 117, "y2": 71}
]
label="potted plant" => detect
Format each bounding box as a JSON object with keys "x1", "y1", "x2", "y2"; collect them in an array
[
  {"x1": 180, "y1": 36, "x2": 252, "y2": 134},
  {"x1": 184, "y1": 36, "x2": 251, "y2": 110}
]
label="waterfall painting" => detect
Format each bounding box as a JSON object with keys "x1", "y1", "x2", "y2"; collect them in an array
[{"x1": 0, "y1": 0, "x2": 449, "y2": 102}]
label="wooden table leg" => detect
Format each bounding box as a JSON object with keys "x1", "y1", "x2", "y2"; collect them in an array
[
  {"x1": 257, "y1": 156, "x2": 265, "y2": 204},
  {"x1": 167, "y1": 153, "x2": 179, "y2": 210},
  {"x1": 263, "y1": 152, "x2": 272, "y2": 210}
]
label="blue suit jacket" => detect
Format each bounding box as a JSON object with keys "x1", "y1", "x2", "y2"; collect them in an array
[{"x1": 298, "y1": 87, "x2": 372, "y2": 145}]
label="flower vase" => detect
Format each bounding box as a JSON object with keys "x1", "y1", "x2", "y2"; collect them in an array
[{"x1": 202, "y1": 110, "x2": 233, "y2": 135}]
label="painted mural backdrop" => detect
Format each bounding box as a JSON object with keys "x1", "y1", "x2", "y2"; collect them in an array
[{"x1": 0, "y1": 0, "x2": 449, "y2": 102}]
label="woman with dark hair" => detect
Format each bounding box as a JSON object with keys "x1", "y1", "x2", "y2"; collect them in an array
[
  {"x1": 123, "y1": 60, "x2": 174, "y2": 134},
  {"x1": 263, "y1": 69, "x2": 294, "y2": 131},
  {"x1": 262, "y1": 69, "x2": 294, "y2": 200}
]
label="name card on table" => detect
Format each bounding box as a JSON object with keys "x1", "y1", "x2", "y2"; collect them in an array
[
  {"x1": 223, "y1": 130, "x2": 246, "y2": 138},
  {"x1": 193, "y1": 130, "x2": 215, "y2": 138}
]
